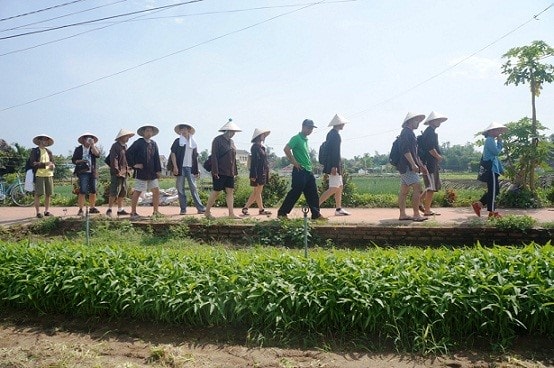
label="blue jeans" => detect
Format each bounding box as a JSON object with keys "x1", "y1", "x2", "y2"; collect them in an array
[
  {"x1": 176, "y1": 167, "x2": 205, "y2": 212},
  {"x1": 278, "y1": 167, "x2": 321, "y2": 218}
]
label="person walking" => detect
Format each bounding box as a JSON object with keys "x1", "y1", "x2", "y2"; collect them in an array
[
  {"x1": 277, "y1": 119, "x2": 326, "y2": 221},
  {"x1": 106, "y1": 128, "x2": 135, "y2": 217},
  {"x1": 472, "y1": 122, "x2": 507, "y2": 218},
  {"x1": 204, "y1": 119, "x2": 241, "y2": 219},
  {"x1": 418, "y1": 111, "x2": 447, "y2": 216},
  {"x1": 397, "y1": 112, "x2": 428, "y2": 222},
  {"x1": 242, "y1": 128, "x2": 272, "y2": 216},
  {"x1": 319, "y1": 114, "x2": 350, "y2": 216},
  {"x1": 170, "y1": 123, "x2": 206, "y2": 215},
  {"x1": 30, "y1": 134, "x2": 55, "y2": 218},
  {"x1": 72, "y1": 132, "x2": 100, "y2": 216},
  {"x1": 126, "y1": 125, "x2": 162, "y2": 220}
]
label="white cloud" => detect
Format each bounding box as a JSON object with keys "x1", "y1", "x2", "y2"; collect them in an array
[{"x1": 447, "y1": 56, "x2": 503, "y2": 80}]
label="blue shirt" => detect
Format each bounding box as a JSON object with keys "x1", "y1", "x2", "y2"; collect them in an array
[{"x1": 482, "y1": 136, "x2": 503, "y2": 174}]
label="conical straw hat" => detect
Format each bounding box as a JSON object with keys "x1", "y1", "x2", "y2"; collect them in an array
[
  {"x1": 328, "y1": 114, "x2": 350, "y2": 127},
  {"x1": 115, "y1": 129, "x2": 135, "y2": 140},
  {"x1": 251, "y1": 128, "x2": 270, "y2": 142},
  {"x1": 218, "y1": 118, "x2": 242, "y2": 132},
  {"x1": 424, "y1": 111, "x2": 448, "y2": 125},
  {"x1": 402, "y1": 112, "x2": 425, "y2": 127}
]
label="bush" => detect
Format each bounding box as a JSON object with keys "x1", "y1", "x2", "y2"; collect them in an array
[{"x1": 498, "y1": 187, "x2": 542, "y2": 208}]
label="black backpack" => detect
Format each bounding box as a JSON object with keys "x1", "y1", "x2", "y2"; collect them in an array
[
  {"x1": 104, "y1": 154, "x2": 111, "y2": 166},
  {"x1": 388, "y1": 136, "x2": 401, "y2": 167},
  {"x1": 318, "y1": 141, "x2": 328, "y2": 165}
]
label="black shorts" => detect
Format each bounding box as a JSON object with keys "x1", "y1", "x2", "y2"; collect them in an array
[{"x1": 213, "y1": 175, "x2": 234, "y2": 191}]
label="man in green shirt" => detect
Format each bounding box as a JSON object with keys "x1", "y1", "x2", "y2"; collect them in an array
[{"x1": 277, "y1": 119, "x2": 326, "y2": 220}]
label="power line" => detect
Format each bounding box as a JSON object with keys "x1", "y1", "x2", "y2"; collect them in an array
[
  {"x1": 0, "y1": 1, "x2": 352, "y2": 57},
  {"x1": 0, "y1": 0, "x2": 90, "y2": 22},
  {"x1": 343, "y1": 2, "x2": 554, "y2": 142},
  {"x1": 0, "y1": 0, "x2": 128, "y2": 33},
  {"x1": 0, "y1": 1, "x2": 331, "y2": 113},
  {"x1": 0, "y1": 0, "x2": 204, "y2": 40}
]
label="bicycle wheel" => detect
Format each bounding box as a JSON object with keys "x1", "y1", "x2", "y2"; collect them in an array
[{"x1": 11, "y1": 183, "x2": 34, "y2": 207}]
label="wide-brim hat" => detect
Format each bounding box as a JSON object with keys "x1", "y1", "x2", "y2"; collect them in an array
[
  {"x1": 424, "y1": 111, "x2": 448, "y2": 125},
  {"x1": 218, "y1": 119, "x2": 242, "y2": 132},
  {"x1": 32, "y1": 134, "x2": 54, "y2": 147},
  {"x1": 78, "y1": 132, "x2": 99, "y2": 144},
  {"x1": 482, "y1": 122, "x2": 508, "y2": 134},
  {"x1": 115, "y1": 128, "x2": 135, "y2": 141},
  {"x1": 174, "y1": 123, "x2": 196, "y2": 135},
  {"x1": 137, "y1": 125, "x2": 159, "y2": 137},
  {"x1": 251, "y1": 128, "x2": 270, "y2": 142},
  {"x1": 402, "y1": 112, "x2": 426, "y2": 128},
  {"x1": 328, "y1": 114, "x2": 350, "y2": 127}
]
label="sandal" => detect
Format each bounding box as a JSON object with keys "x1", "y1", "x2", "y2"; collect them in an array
[
  {"x1": 412, "y1": 217, "x2": 428, "y2": 222},
  {"x1": 398, "y1": 216, "x2": 413, "y2": 221},
  {"x1": 423, "y1": 212, "x2": 440, "y2": 216},
  {"x1": 259, "y1": 209, "x2": 272, "y2": 215},
  {"x1": 241, "y1": 207, "x2": 250, "y2": 216}
]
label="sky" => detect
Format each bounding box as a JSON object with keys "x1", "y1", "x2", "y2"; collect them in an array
[{"x1": 1, "y1": 0, "x2": 553, "y2": 159}]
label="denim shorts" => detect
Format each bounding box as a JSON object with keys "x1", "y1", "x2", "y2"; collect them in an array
[
  {"x1": 77, "y1": 173, "x2": 97, "y2": 194},
  {"x1": 400, "y1": 171, "x2": 420, "y2": 186}
]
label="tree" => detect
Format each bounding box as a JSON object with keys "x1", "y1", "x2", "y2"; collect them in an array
[{"x1": 501, "y1": 40, "x2": 554, "y2": 190}]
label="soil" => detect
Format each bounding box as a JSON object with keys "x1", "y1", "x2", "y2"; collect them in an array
[{"x1": 0, "y1": 309, "x2": 552, "y2": 368}]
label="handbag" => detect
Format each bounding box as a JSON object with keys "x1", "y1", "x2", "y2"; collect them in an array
[
  {"x1": 202, "y1": 149, "x2": 231, "y2": 172},
  {"x1": 24, "y1": 169, "x2": 34, "y2": 192},
  {"x1": 477, "y1": 157, "x2": 492, "y2": 182},
  {"x1": 75, "y1": 161, "x2": 90, "y2": 174}
]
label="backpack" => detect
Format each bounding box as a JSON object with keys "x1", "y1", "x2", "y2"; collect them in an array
[
  {"x1": 202, "y1": 155, "x2": 213, "y2": 172},
  {"x1": 388, "y1": 136, "x2": 401, "y2": 167},
  {"x1": 318, "y1": 141, "x2": 328, "y2": 165},
  {"x1": 166, "y1": 154, "x2": 173, "y2": 172},
  {"x1": 416, "y1": 134, "x2": 426, "y2": 160},
  {"x1": 104, "y1": 154, "x2": 111, "y2": 166}
]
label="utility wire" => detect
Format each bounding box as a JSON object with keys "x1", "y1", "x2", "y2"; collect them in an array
[
  {"x1": 0, "y1": 0, "x2": 203, "y2": 40},
  {"x1": 0, "y1": 1, "x2": 349, "y2": 57},
  {"x1": 343, "y1": 2, "x2": 554, "y2": 142},
  {"x1": 0, "y1": 0, "x2": 89, "y2": 22},
  {"x1": 0, "y1": 0, "x2": 128, "y2": 33},
  {"x1": 0, "y1": 1, "x2": 329, "y2": 112}
]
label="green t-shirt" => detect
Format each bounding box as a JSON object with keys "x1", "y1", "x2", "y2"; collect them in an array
[{"x1": 288, "y1": 133, "x2": 312, "y2": 172}]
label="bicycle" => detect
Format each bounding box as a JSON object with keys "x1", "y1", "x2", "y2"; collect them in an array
[{"x1": 0, "y1": 173, "x2": 34, "y2": 207}]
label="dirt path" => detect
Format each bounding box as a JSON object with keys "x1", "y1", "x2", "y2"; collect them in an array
[{"x1": 1, "y1": 310, "x2": 552, "y2": 368}]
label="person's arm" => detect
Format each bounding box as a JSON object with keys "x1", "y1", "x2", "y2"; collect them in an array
[{"x1": 284, "y1": 144, "x2": 300, "y2": 169}]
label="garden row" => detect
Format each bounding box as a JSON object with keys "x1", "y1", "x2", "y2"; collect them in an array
[{"x1": 0, "y1": 236, "x2": 552, "y2": 353}]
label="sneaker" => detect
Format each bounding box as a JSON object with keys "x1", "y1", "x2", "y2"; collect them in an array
[
  {"x1": 312, "y1": 215, "x2": 328, "y2": 222},
  {"x1": 77, "y1": 209, "x2": 84, "y2": 217},
  {"x1": 130, "y1": 213, "x2": 140, "y2": 221},
  {"x1": 44, "y1": 211, "x2": 52, "y2": 217},
  {"x1": 488, "y1": 211, "x2": 502, "y2": 218},
  {"x1": 117, "y1": 209, "x2": 129, "y2": 216},
  {"x1": 89, "y1": 207, "x2": 100, "y2": 214},
  {"x1": 471, "y1": 202, "x2": 481, "y2": 217},
  {"x1": 259, "y1": 209, "x2": 272, "y2": 215},
  {"x1": 36, "y1": 213, "x2": 43, "y2": 218},
  {"x1": 106, "y1": 208, "x2": 113, "y2": 217},
  {"x1": 335, "y1": 208, "x2": 350, "y2": 216},
  {"x1": 241, "y1": 207, "x2": 250, "y2": 216}
]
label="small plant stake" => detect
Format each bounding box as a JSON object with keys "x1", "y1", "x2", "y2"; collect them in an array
[{"x1": 302, "y1": 206, "x2": 309, "y2": 258}]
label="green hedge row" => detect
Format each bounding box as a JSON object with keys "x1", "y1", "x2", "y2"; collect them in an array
[{"x1": 0, "y1": 240, "x2": 552, "y2": 352}]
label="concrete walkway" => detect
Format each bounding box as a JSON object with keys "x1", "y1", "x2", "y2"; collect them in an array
[{"x1": 1, "y1": 205, "x2": 553, "y2": 227}]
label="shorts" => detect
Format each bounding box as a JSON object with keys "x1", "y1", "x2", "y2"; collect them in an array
[
  {"x1": 213, "y1": 175, "x2": 234, "y2": 191},
  {"x1": 133, "y1": 178, "x2": 159, "y2": 192},
  {"x1": 35, "y1": 176, "x2": 53, "y2": 196},
  {"x1": 400, "y1": 171, "x2": 420, "y2": 186},
  {"x1": 328, "y1": 174, "x2": 343, "y2": 188},
  {"x1": 77, "y1": 173, "x2": 97, "y2": 195},
  {"x1": 422, "y1": 172, "x2": 441, "y2": 192},
  {"x1": 109, "y1": 175, "x2": 128, "y2": 198}
]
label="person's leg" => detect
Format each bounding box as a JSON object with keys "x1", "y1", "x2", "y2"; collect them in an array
[
  {"x1": 131, "y1": 190, "x2": 141, "y2": 215},
  {"x1": 422, "y1": 190, "x2": 433, "y2": 213},
  {"x1": 411, "y1": 182, "x2": 423, "y2": 218},
  {"x1": 77, "y1": 173, "x2": 88, "y2": 213},
  {"x1": 184, "y1": 167, "x2": 205, "y2": 212},
  {"x1": 151, "y1": 186, "x2": 160, "y2": 214},
  {"x1": 34, "y1": 194, "x2": 41, "y2": 216},
  {"x1": 176, "y1": 172, "x2": 187, "y2": 213},
  {"x1": 254, "y1": 185, "x2": 264, "y2": 210},
  {"x1": 303, "y1": 172, "x2": 322, "y2": 219},
  {"x1": 225, "y1": 187, "x2": 237, "y2": 217},
  {"x1": 278, "y1": 168, "x2": 305, "y2": 216},
  {"x1": 43, "y1": 177, "x2": 53, "y2": 215},
  {"x1": 398, "y1": 183, "x2": 410, "y2": 219},
  {"x1": 489, "y1": 173, "x2": 500, "y2": 216},
  {"x1": 243, "y1": 186, "x2": 257, "y2": 214},
  {"x1": 88, "y1": 176, "x2": 97, "y2": 211},
  {"x1": 34, "y1": 177, "x2": 44, "y2": 216},
  {"x1": 204, "y1": 190, "x2": 220, "y2": 218},
  {"x1": 318, "y1": 187, "x2": 338, "y2": 206}
]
